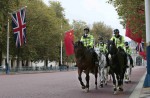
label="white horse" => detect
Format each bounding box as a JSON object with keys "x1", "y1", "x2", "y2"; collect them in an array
[
  {"x1": 125, "y1": 55, "x2": 133, "y2": 83},
  {"x1": 94, "y1": 47, "x2": 108, "y2": 87}
]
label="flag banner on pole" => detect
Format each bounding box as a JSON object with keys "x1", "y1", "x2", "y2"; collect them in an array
[
  {"x1": 125, "y1": 22, "x2": 142, "y2": 43},
  {"x1": 11, "y1": 7, "x2": 26, "y2": 48},
  {"x1": 64, "y1": 29, "x2": 74, "y2": 56},
  {"x1": 136, "y1": 42, "x2": 144, "y2": 52}
]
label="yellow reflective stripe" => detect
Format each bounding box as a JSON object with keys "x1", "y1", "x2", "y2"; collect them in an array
[{"x1": 80, "y1": 34, "x2": 94, "y2": 47}]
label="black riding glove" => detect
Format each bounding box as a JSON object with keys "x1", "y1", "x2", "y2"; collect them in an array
[
  {"x1": 87, "y1": 45, "x2": 91, "y2": 49},
  {"x1": 118, "y1": 46, "x2": 122, "y2": 51}
]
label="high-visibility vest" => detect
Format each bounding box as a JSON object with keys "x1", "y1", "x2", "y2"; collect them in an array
[
  {"x1": 124, "y1": 47, "x2": 132, "y2": 55},
  {"x1": 110, "y1": 35, "x2": 125, "y2": 49},
  {"x1": 80, "y1": 34, "x2": 94, "y2": 48},
  {"x1": 96, "y1": 43, "x2": 107, "y2": 53}
]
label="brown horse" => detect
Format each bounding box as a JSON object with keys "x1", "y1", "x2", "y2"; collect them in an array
[{"x1": 74, "y1": 41, "x2": 98, "y2": 92}]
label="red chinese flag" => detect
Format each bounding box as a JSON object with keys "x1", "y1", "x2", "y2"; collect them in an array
[
  {"x1": 125, "y1": 22, "x2": 142, "y2": 43},
  {"x1": 64, "y1": 29, "x2": 74, "y2": 56}
]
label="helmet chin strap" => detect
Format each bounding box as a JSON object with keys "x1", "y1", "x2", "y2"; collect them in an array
[
  {"x1": 83, "y1": 33, "x2": 88, "y2": 38},
  {"x1": 85, "y1": 33, "x2": 88, "y2": 36},
  {"x1": 115, "y1": 34, "x2": 120, "y2": 38}
]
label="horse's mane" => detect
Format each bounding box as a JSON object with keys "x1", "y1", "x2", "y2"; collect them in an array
[
  {"x1": 107, "y1": 40, "x2": 125, "y2": 71},
  {"x1": 107, "y1": 40, "x2": 118, "y2": 55},
  {"x1": 74, "y1": 41, "x2": 94, "y2": 69},
  {"x1": 74, "y1": 41, "x2": 86, "y2": 58}
]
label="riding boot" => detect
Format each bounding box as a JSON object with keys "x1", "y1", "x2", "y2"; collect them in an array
[
  {"x1": 92, "y1": 50, "x2": 99, "y2": 67},
  {"x1": 94, "y1": 56, "x2": 99, "y2": 67},
  {"x1": 124, "y1": 53, "x2": 128, "y2": 68},
  {"x1": 106, "y1": 53, "x2": 110, "y2": 67}
]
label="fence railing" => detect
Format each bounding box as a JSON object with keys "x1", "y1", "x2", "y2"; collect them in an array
[{"x1": 0, "y1": 66, "x2": 77, "y2": 74}]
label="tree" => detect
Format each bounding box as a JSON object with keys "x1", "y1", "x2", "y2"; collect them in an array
[
  {"x1": 48, "y1": 0, "x2": 71, "y2": 63},
  {"x1": 71, "y1": 20, "x2": 87, "y2": 41},
  {"x1": 0, "y1": 0, "x2": 71, "y2": 64},
  {"x1": 107, "y1": 0, "x2": 145, "y2": 41},
  {"x1": 92, "y1": 22, "x2": 113, "y2": 43},
  {"x1": 0, "y1": 0, "x2": 19, "y2": 66}
]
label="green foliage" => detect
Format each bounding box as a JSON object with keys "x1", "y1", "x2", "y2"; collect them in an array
[
  {"x1": 72, "y1": 20, "x2": 113, "y2": 43},
  {"x1": 49, "y1": 1, "x2": 65, "y2": 19},
  {"x1": 92, "y1": 22, "x2": 113, "y2": 43},
  {"x1": 0, "y1": 0, "x2": 71, "y2": 62},
  {"x1": 0, "y1": 0, "x2": 115, "y2": 64},
  {"x1": 72, "y1": 20, "x2": 87, "y2": 41},
  {"x1": 107, "y1": 0, "x2": 145, "y2": 40},
  {"x1": 0, "y1": 0, "x2": 20, "y2": 60}
]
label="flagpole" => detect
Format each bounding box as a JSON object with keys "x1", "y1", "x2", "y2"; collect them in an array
[
  {"x1": 144, "y1": 0, "x2": 150, "y2": 87},
  {"x1": 61, "y1": 40, "x2": 62, "y2": 65},
  {"x1": 60, "y1": 20, "x2": 63, "y2": 65},
  {"x1": 6, "y1": 18, "x2": 10, "y2": 74}
]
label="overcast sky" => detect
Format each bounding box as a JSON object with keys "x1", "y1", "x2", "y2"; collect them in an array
[{"x1": 43, "y1": 0, "x2": 131, "y2": 41}]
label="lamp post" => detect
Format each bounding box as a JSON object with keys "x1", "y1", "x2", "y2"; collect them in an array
[
  {"x1": 144, "y1": 0, "x2": 150, "y2": 87},
  {"x1": 6, "y1": 18, "x2": 10, "y2": 74},
  {"x1": 60, "y1": 18, "x2": 63, "y2": 66}
]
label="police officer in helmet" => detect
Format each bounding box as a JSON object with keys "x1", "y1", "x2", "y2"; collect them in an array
[
  {"x1": 124, "y1": 41, "x2": 133, "y2": 67},
  {"x1": 107, "y1": 29, "x2": 127, "y2": 67},
  {"x1": 80, "y1": 27, "x2": 99, "y2": 66},
  {"x1": 97, "y1": 36, "x2": 107, "y2": 54}
]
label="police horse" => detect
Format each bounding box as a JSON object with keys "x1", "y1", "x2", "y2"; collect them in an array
[
  {"x1": 74, "y1": 41, "x2": 99, "y2": 92},
  {"x1": 125, "y1": 55, "x2": 133, "y2": 83},
  {"x1": 106, "y1": 40, "x2": 127, "y2": 94},
  {"x1": 94, "y1": 47, "x2": 108, "y2": 88}
]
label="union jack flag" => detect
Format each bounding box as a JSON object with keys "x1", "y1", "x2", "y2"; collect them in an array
[
  {"x1": 136, "y1": 42, "x2": 144, "y2": 52},
  {"x1": 11, "y1": 8, "x2": 26, "y2": 47},
  {"x1": 136, "y1": 42, "x2": 146, "y2": 60}
]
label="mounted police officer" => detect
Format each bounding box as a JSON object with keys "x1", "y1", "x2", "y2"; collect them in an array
[
  {"x1": 96, "y1": 36, "x2": 107, "y2": 54},
  {"x1": 81, "y1": 27, "x2": 94, "y2": 48},
  {"x1": 124, "y1": 42, "x2": 131, "y2": 55},
  {"x1": 110, "y1": 29, "x2": 125, "y2": 51},
  {"x1": 80, "y1": 27, "x2": 99, "y2": 66},
  {"x1": 124, "y1": 42, "x2": 134, "y2": 67},
  {"x1": 106, "y1": 29, "x2": 127, "y2": 67}
]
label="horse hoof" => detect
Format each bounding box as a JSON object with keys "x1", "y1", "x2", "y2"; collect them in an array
[
  {"x1": 85, "y1": 88, "x2": 89, "y2": 92},
  {"x1": 118, "y1": 88, "x2": 123, "y2": 91},
  {"x1": 82, "y1": 86, "x2": 85, "y2": 89},
  {"x1": 113, "y1": 88, "x2": 117, "y2": 94},
  {"x1": 99, "y1": 84, "x2": 103, "y2": 88},
  {"x1": 114, "y1": 88, "x2": 117, "y2": 91},
  {"x1": 125, "y1": 81, "x2": 128, "y2": 84},
  {"x1": 100, "y1": 84, "x2": 103, "y2": 88},
  {"x1": 113, "y1": 91, "x2": 117, "y2": 95}
]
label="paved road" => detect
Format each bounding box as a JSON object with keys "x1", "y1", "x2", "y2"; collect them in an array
[{"x1": 0, "y1": 66, "x2": 146, "y2": 98}]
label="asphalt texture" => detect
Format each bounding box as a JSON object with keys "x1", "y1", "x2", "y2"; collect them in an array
[{"x1": 0, "y1": 66, "x2": 146, "y2": 98}]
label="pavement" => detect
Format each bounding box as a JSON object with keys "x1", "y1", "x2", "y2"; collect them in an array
[
  {"x1": 129, "y1": 70, "x2": 150, "y2": 98},
  {"x1": 0, "y1": 65, "x2": 149, "y2": 98}
]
